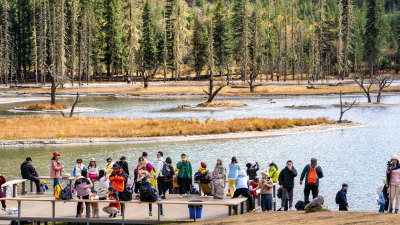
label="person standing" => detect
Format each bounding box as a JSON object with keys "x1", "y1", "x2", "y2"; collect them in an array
[
  {"x1": 233, "y1": 170, "x2": 254, "y2": 213},
  {"x1": 156, "y1": 151, "x2": 166, "y2": 199},
  {"x1": 73, "y1": 158, "x2": 86, "y2": 178},
  {"x1": 21, "y1": 157, "x2": 42, "y2": 194},
  {"x1": 300, "y1": 158, "x2": 324, "y2": 204},
  {"x1": 246, "y1": 162, "x2": 259, "y2": 181},
  {"x1": 0, "y1": 174, "x2": 6, "y2": 210},
  {"x1": 228, "y1": 157, "x2": 240, "y2": 197},
  {"x1": 74, "y1": 175, "x2": 93, "y2": 217},
  {"x1": 278, "y1": 160, "x2": 297, "y2": 211},
  {"x1": 142, "y1": 152, "x2": 149, "y2": 164},
  {"x1": 267, "y1": 162, "x2": 279, "y2": 183},
  {"x1": 387, "y1": 154, "x2": 400, "y2": 213},
  {"x1": 118, "y1": 156, "x2": 129, "y2": 176},
  {"x1": 99, "y1": 158, "x2": 113, "y2": 193},
  {"x1": 255, "y1": 171, "x2": 274, "y2": 212},
  {"x1": 176, "y1": 154, "x2": 192, "y2": 198},
  {"x1": 109, "y1": 164, "x2": 127, "y2": 216},
  {"x1": 209, "y1": 159, "x2": 226, "y2": 199},
  {"x1": 50, "y1": 152, "x2": 64, "y2": 189},
  {"x1": 337, "y1": 183, "x2": 349, "y2": 211},
  {"x1": 164, "y1": 157, "x2": 174, "y2": 194}
]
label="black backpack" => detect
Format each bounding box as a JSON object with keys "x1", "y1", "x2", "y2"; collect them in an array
[
  {"x1": 295, "y1": 201, "x2": 305, "y2": 211},
  {"x1": 161, "y1": 162, "x2": 171, "y2": 177},
  {"x1": 335, "y1": 191, "x2": 342, "y2": 204},
  {"x1": 139, "y1": 180, "x2": 159, "y2": 202},
  {"x1": 60, "y1": 184, "x2": 72, "y2": 201}
]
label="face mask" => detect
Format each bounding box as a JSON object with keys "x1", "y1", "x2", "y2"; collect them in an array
[{"x1": 262, "y1": 176, "x2": 266, "y2": 178}]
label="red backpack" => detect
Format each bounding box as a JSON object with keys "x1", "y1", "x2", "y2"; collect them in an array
[{"x1": 307, "y1": 164, "x2": 318, "y2": 184}]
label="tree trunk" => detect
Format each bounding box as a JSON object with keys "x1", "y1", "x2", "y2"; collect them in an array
[{"x1": 51, "y1": 77, "x2": 56, "y2": 105}]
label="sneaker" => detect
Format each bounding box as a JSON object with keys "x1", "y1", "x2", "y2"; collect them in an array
[
  {"x1": 395, "y1": 209, "x2": 399, "y2": 214},
  {"x1": 179, "y1": 195, "x2": 183, "y2": 199},
  {"x1": 289, "y1": 207, "x2": 294, "y2": 211},
  {"x1": 277, "y1": 207, "x2": 283, "y2": 211},
  {"x1": 149, "y1": 212, "x2": 152, "y2": 216},
  {"x1": 113, "y1": 214, "x2": 117, "y2": 218},
  {"x1": 160, "y1": 213, "x2": 164, "y2": 217},
  {"x1": 389, "y1": 209, "x2": 393, "y2": 213},
  {"x1": 1, "y1": 208, "x2": 5, "y2": 211},
  {"x1": 161, "y1": 196, "x2": 166, "y2": 199},
  {"x1": 248, "y1": 210, "x2": 254, "y2": 213},
  {"x1": 109, "y1": 214, "x2": 113, "y2": 218},
  {"x1": 76, "y1": 214, "x2": 81, "y2": 218}
]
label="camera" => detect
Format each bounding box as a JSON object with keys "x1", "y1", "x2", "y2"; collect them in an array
[{"x1": 388, "y1": 161, "x2": 393, "y2": 167}]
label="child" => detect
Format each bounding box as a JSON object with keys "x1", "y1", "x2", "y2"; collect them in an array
[
  {"x1": 40, "y1": 180, "x2": 49, "y2": 193},
  {"x1": 90, "y1": 190, "x2": 100, "y2": 218},
  {"x1": 255, "y1": 172, "x2": 274, "y2": 212},
  {"x1": 102, "y1": 187, "x2": 120, "y2": 218},
  {"x1": 377, "y1": 179, "x2": 387, "y2": 213}
]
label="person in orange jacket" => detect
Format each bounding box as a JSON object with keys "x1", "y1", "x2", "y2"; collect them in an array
[{"x1": 109, "y1": 164, "x2": 127, "y2": 216}]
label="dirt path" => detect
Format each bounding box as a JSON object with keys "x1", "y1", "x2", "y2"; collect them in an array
[{"x1": 197, "y1": 211, "x2": 400, "y2": 225}]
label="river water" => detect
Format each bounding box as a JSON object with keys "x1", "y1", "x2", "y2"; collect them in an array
[{"x1": 1, "y1": 94, "x2": 399, "y2": 211}]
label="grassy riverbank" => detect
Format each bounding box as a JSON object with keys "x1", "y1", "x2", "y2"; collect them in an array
[
  {"x1": 197, "y1": 211, "x2": 399, "y2": 225},
  {"x1": 0, "y1": 117, "x2": 332, "y2": 140},
  {"x1": 11, "y1": 85, "x2": 400, "y2": 96}
]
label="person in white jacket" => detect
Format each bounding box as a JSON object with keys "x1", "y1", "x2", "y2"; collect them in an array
[{"x1": 156, "y1": 151, "x2": 166, "y2": 199}]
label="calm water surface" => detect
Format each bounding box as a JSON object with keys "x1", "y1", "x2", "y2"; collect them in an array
[{"x1": 1, "y1": 94, "x2": 400, "y2": 211}]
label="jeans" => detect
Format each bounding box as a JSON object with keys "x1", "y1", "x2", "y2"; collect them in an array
[
  {"x1": 304, "y1": 184, "x2": 319, "y2": 204},
  {"x1": 77, "y1": 195, "x2": 90, "y2": 216},
  {"x1": 261, "y1": 194, "x2": 273, "y2": 211},
  {"x1": 28, "y1": 176, "x2": 41, "y2": 193},
  {"x1": 379, "y1": 204, "x2": 385, "y2": 213},
  {"x1": 281, "y1": 187, "x2": 294, "y2": 210},
  {"x1": 178, "y1": 177, "x2": 191, "y2": 195},
  {"x1": 228, "y1": 179, "x2": 236, "y2": 197},
  {"x1": 148, "y1": 203, "x2": 163, "y2": 214},
  {"x1": 53, "y1": 178, "x2": 60, "y2": 189},
  {"x1": 233, "y1": 188, "x2": 254, "y2": 211},
  {"x1": 157, "y1": 176, "x2": 166, "y2": 197}
]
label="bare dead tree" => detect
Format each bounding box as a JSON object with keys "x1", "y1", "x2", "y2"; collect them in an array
[
  {"x1": 203, "y1": 74, "x2": 225, "y2": 103},
  {"x1": 376, "y1": 74, "x2": 394, "y2": 103},
  {"x1": 247, "y1": 71, "x2": 262, "y2": 92},
  {"x1": 139, "y1": 64, "x2": 158, "y2": 88},
  {"x1": 353, "y1": 74, "x2": 373, "y2": 103},
  {"x1": 69, "y1": 92, "x2": 80, "y2": 117},
  {"x1": 339, "y1": 90, "x2": 356, "y2": 123},
  {"x1": 45, "y1": 64, "x2": 68, "y2": 105}
]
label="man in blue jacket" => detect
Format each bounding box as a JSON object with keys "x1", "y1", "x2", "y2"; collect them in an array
[
  {"x1": 300, "y1": 158, "x2": 324, "y2": 204},
  {"x1": 278, "y1": 160, "x2": 297, "y2": 211},
  {"x1": 338, "y1": 183, "x2": 349, "y2": 211}
]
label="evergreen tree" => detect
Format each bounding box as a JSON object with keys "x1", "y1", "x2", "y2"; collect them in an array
[
  {"x1": 232, "y1": 0, "x2": 249, "y2": 81},
  {"x1": 191, "y1": 15, "x2": 208, "y2": 79},
  {"x1": 213, "y1": 0, "x2": 231, "y2": 76}
]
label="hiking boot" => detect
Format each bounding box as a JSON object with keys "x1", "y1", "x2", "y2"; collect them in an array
[
  {"x1": 149, "y1": 212, "x2": 152, "y2": 216},
  {"x1": 248, "y1": 210, "x2": 254, "y2": 213},
  {"x1": 389, "y1": 209, "x2": 393, "y2": 213},
  {"x1": 113, "y1": 214, "x2": 117, "y2": 218},
  {"x1": 109, "y1": 214, "x2": 113, "y2": 218},
  {"x1": 161, "y1": 195, "x2": 166, "y2": 199},
  {"x1": 395, "y1": 209, "x2": 399, "y2": 214},
  {"x1": 76, "y1": 214, "x2": 81, "y2": 218}
]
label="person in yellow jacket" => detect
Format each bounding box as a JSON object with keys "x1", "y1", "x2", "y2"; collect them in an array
[
  {"x1": 268, "y1": 161, "x2": 279, "y2": 183},
  {"x1": 99, "y1": 158, "x2": 113, "y2": 193}
]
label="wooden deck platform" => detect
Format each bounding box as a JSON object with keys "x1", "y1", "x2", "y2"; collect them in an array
[{"x1": 0, "y1": 193, "x2": 248, "y2": 224}]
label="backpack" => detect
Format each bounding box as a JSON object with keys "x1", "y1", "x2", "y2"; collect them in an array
[
  {"x1": 307, "y1": 164, "x2": 318, "y2": 185},
  {"x1": 295, "y1": 201, "x2": 305, "y2": 211},
  {"x1": 161, "y1": 162, "x2": 171, "y2": 177},
  {"x1": 335, "y1": 190, "x2": 342, "y2": 204},
  {"x1": 54, "y1": 184, "x2": 63, "y2": 199},
  {"x1": 139, "y1": 180, "x2": 158, "y2": 202},
  {"x1": 120, "y1": 186, "x2": 133, "y2": 201},
  {"x1": 60, "y1": 184, "x2": 72, "y2": 200}
]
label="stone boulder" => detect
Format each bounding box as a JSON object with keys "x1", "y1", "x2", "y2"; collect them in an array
[{"x1": 304, "y1": 195, "x2": 325, "y2": 212}]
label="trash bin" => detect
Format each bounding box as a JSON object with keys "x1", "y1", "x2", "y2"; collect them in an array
[{"x1": 188, "y1": 200, "x2": 203, "y2": 219}]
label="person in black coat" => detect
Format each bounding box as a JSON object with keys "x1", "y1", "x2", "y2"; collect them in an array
[
  {"x1": 338, "y1": 183, "x2": 349, "y2": 211},
  {"x1": 278, "y1": 160, "x2": 297, "y2": 211},
  {"x1": 246, "y1": 162, "x2": 259, "y2": 181},
  {"x1": 118, "y1": 156, "x2": 129, "y2": 176},
  {"x1": 20, "y1": 157, "x2": 42, "y2": 193}
]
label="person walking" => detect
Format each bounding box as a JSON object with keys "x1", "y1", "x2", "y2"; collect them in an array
[
  {"x1": 337, "y1": 183, "x2": 349, "y2": 211},
  {"x1": 232, "y1": 170, "x2": 254, "y2": 213},
  {"x1": 255, "y1": 171, "x2": 274, "y2": 212},
  {"x1": 50, "y1": 152, "x2": 64, "y2": 189},
  {"x1": 246, "y1": 162, "x2": 259, "y2": 181},
  {"x1": 156, "y1": 151, "x2": 166, "y2": 199},
  {"x1": 300, "y1": 158, "x2": 324, "y2": 204},
  {"x1": 99, "y1": 158, "x2": 113, "y2": 193},
  {"x1": 278, "y1": 160, "x2": 297, "y2": 211},
  {"x1": 176, "y1": 154, "x2": 192, "y2": 199},
  {"x1": 228, "y1": 157, "x2": 240, "y2": 197},
  {"x1": 21, "y1": 157, "x2": 42, "y2": 194},
  {"x1": 387, "y1": 154, "x2": 400, "y2": 213},
  {"x1": 73, "y1": 158, "x2": 86, "y2": 178},
  {"x1": 87, "y1": 158, "x2": 99, "y2": 187},
  {"x1": 208, "y1": 159, "x2": 226, "y2": 199},
  {"x1": 109, "y1": 164, "x2": 128, "y2": 216},
  {"x1": 118, "y1": 156, "x2": 129, "y2": 175},
  {"x1": 267, "y1": 161, "x2": 279, "y2": 183},
  {"x1": 74, "y1": 175, "x2": 93, "y2": 217}
]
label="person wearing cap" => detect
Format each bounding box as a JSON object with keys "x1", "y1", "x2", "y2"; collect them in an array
[
  {"x1": 40, "y1": 180, "x2": 49, "y2": 193},
  {"x1": 228, "y1": 157, "x2": 240, "y2": 197},
  {"x1": 50, "y1": 152, "x2": 64, "y2": 188},
  {"x1": 338, "y1": 183, "x2": 349, "y2": 211},
  {"x1": 255, "y1": 171, "x2": 274, "y2": 212},
  {"x1": 300, "y1": 158, "x2": 324, "y2": 204},
  {"x1": 387, "y1": 154, "x2": 400, "y2": 213},
  {"x1": 88, "y1": 158, "x2": 99, "y2": 188},
  {"x1": 267, "y1": 161, "x2": 279, "y2": 183},
  {"x1": 109, "y1": 163, "x2": 128, "y2": 215},
  {"x1": 74, "y1": 175, "x2": 93, "y2": 217},
  {"x1": 194, "y1": 162, "x2": 210, "y2": 195},
  {"x1": 73, "y1": 158, "x2": 86, "y2": 178},
  {"x1": 118, "y1": 156, "x2": 129, "y2": 175},
  {"x1": 176, "y1": 154, "x2": 192, "y2": 198},
  {"x1": 21, "y1": 157, "x2": 41, "y2": 194}
]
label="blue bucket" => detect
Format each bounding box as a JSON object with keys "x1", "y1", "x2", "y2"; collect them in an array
[{"x1": 189, "y1": 206, "x2": 202, "y2": 219}]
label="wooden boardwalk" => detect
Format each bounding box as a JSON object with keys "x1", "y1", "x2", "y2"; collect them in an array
[{"x1": 0, "y1": 193, "x2": 248, "y2": 224}]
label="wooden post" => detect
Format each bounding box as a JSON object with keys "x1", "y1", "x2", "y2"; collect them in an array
[
  {"x1": 17, "y1": 200, "x2": 21, "y2": 225},
  {"x1": 30, "y1": 180, "x2": 33, "y2": 193},
  {"x1": 228, "y1": 206, "x2": 232, "y2": 216},
  {"x1": 86, "y1": 200, "x2": 90, "y2": 225},
  {"x1": 273, "y1": 185, "x2": 276, "y2": 211},
  {"x1": 193, "y1": 205, "x2": 197, "y2": 222},
  {"x1": 240, "y1": 202, "x2": 244, "y2": 214},
  {"x1": 157, "y1": 203, "x2": 161, "y2": 222},
  {"x1": 13, "y1": 184, "x2": 17, "y2": 197},
  {"x1": 52, "y1": 201, "x2": 55, "y2": 225},
  {"x1": 122, "y1": 203, "x2": 125, "y2": 225},
  {"x1": 22, "y1": 181, "x2": 26, "y2": 195}
]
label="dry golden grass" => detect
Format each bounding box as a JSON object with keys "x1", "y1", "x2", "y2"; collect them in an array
[
  {"x1": 0, "y1": 117, "x2": 332, "y2": 140},
  {"x1": 197, "y1": 101, "x2": 247, "y2": 107},
  {"x1": 16, "y1": 85, "x2": 400, "y2": 96},
  {"x1": 25, "y1": 103, "x2": 68, "y2": 110}
]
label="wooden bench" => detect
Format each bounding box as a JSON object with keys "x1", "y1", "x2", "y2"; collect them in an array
[
  {"x1": 1, "y1": 179, "x2": 27, "y2": 197},
  {"x1": 27, "y1": 176, "x2": 76, "y2": 193}
]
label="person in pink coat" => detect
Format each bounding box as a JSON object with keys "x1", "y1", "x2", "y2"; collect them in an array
[{"x1": 50, "y1": 152, "x2": 64, "y2": 188}]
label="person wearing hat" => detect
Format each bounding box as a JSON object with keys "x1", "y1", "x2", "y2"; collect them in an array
[
  {"x1": 228, "y1": 157, "x2": 240, "y2": 197},
  {"x1": 21, "y1": 157, "x2": 42, "y2": 194},
  {"x1": 255, "y1": 171, "x2": 274, "y2": 212},
  {"x1": 194, "y1": 162, "x2": 210, "y2": 195},
  {"x1": 74, "y1": 175, "x2": 93, "y2": 217},
  {"x1": 88, "y1": 158, "x2": 99, "y2": 188},
  {"x1": 337, "y1": 183, "x2": 349, "y2": 211},
  {"x1": 109, "y1": 163, "x2": 128, "y2": 215},
  {"x1": 40, "y1": 180, "x2": 49, "y2": 193},
  {"x1": 50, "y1": 152, "x2": 64, "y2": 188},
  {"x1": 387, "y1": 154, "x2": 400, "y2": 213},
  {"x1": 176, "y1": 154, "x2": 192, "y2": 198}
]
